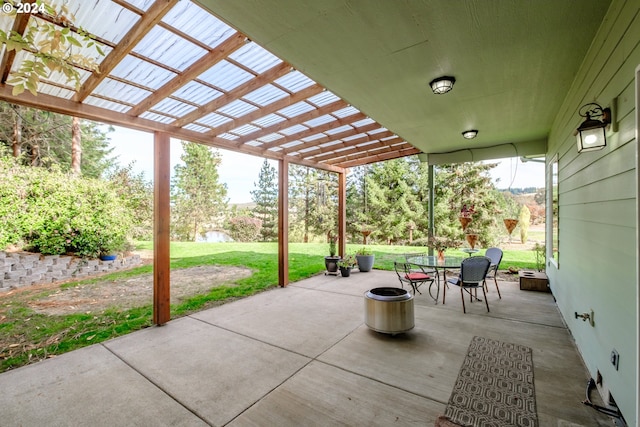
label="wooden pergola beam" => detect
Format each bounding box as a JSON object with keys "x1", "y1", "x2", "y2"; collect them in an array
[
  {"x1": 0, "y1": 13, "x2": 32, "y2": 84},
  {"x1": 128, "y1": 32, "x2": 248, "y2": 117},
  {"x1": 291, "y1": 130, "x2": 395, "y2": 161},
  {"x1": 336, "y1": 147, "x2": 422, "y2": 168},
  {"x1": 309, "y1": 137, "x2": 403, "y2": 163},
  {"x1": 75, "y1": 0, "x2": 179, "y2": 102},
  {"x1": 278, "y1": 159, "x2": 289, "y2": 287},
  {"x1": 325, "y1": 141, "x2": 414, "y2": 165},
  {"x1": 234, "y1": 99, "x2": 348, "y2": 145},
  {"x1": 173, "y1": 61, "x2": 292, "y2": 128},
  {"x1": 153, "y1": 131, "x2": 171, "y2": 325}
]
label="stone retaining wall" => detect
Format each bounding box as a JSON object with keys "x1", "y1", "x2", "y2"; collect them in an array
[{"x1": 0, "y1": 252, "x2": 142, "y2": 291}]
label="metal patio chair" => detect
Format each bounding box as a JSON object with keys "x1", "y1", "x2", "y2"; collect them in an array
[
  {"x1": 444, "y1": 256, "x2": 492, "y2": 313},
  {"x1": 484, "y1": 247, "x2": 503, "y2": 299},
  {"x1": 394, "y1": 261, "x2": 435, "y2": 296}
]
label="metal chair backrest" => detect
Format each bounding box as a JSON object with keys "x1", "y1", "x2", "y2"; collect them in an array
[
  {"x1": 460, "y1": 256, "x2": 491, "y2": 285},
  {"x1": 485, "y1": 247, "x2": 503, "y2": 267}
]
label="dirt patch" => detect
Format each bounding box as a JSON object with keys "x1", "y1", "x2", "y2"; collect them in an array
[{"x1": 4, "y1": 264, "x2": 252, "y2": 316}]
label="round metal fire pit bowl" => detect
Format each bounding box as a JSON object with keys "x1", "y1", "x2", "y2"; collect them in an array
[{"x1": 364, "y1": 287, "x2": 414, "y2": 335}]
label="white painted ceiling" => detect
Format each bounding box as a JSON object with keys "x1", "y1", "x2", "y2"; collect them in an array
[{"x1": 197, "y1": 0, "x2": 611, "y2": 159}]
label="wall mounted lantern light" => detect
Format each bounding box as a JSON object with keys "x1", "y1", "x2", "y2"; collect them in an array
[
  {"x1": 429, "y1": 76, "x2": 455, "y2": 94},
  {"x1": 462, "y1": 129, "x2": 478, "y2": 139},
  {"x1": 575, "y1": 102, "x2": 611, "y2": 153}
]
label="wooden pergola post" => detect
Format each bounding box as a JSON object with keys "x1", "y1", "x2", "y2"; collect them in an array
[
  {"x1": 278, "y1": 159, "x2": 289, "y2": 287},
  {"x1": 338, "y1": 170, "x2": 346, "y2": 257},
  {"x1": 153, "y1": 131, "x2": 171, "y2": 325}
]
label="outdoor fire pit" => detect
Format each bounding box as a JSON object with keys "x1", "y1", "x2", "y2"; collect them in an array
[{"x1": 364, "y1": 287, "x2": 414, "y2": 335}]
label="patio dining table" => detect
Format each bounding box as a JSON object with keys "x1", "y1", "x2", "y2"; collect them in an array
[{"x1": 405, "y1": 255, "x2": 465, "y2": 304}]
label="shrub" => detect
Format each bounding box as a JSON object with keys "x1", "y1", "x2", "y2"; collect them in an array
[
  {"x1": 0, "y1": 157, "x2": 133, "y2": 257},
  {"x1": 228, "y1": 216, "x2": 262, "y2": 242},
  {"x1": 519, "y1": 205, "x2": 531, "y2": 244}
]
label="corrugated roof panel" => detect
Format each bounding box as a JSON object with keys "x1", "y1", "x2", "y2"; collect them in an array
[
  {"x1": 216, "y1": 100, "x2": 258, "y2": 118},
  {"x1": 280, "y1": 141, "x2": 301, "y2": 149},
  {"x1": 230, "y1": 124, "x2": 261, "y2": 136},
  {"x1": 8, "y1": 50, "x2": 94, "y2": 89},
  {"x1": 111, "y1": 56, "x2": 176, "y2": 90},
  {"x1": 63, "y1": 0, "x2": 139, "y2": 44},
  {"x1": 172, "y1": 81, "x2": 222, "y2": 106},
  {"x1": 274, "y1": 71, "x2": 315, "y2": 92},
  {"x1": 343, "y1": 133, "x2": 365, "y2": 142},
  {"x1": 94, "y1": 78, "x2": 152, "y2": 105},
  {"x1": 242, "y1": 84, "x2": 288, "y2": 107},
  {"x1": 257, "y1": 134, "x2": 283, "y2": 143},
  {"x1": 306, "y1": 91, "x2": 341, "y2": 107},
  {"x1": 198, "y1": 112, "x2": 232, "y2": 127},
  {"x1": 278, "y1": 101, "x2": 315, "y2": 118},
  {"x1": 121, "y1": 0, "x2": 154, "y2": 12},
  {"x1": 84, "y1": 96, "x2": 131, "y2": 113},
  {"x1": 133, "y1": 26, "x2": 207, "y2": 71},
  {"x1": 333, "y1": 106, "x2": 360, "y2": 118},
  {"x1": 304, "y1": 115, "x2": 336, "y2": 128},
  {"x1": 245, "y1": 141, "x2": 262, "y2": 147},
  {"x1": 151, "y1": 98, "x2": 197, "y2": 117},
  {"x1": 198, "y1": 60, "x2": 254, "y2": 92},
  {"x1": 139, "y1": 111, "x2": 174, "y2": 124},
  {"x1": 280, "y1": 124, "x2": 309, "y2": 136},
  {"x1": 325, "y1": 125, "x2": 354, "y2": 135},
  {"x1": 0, "y1": 11, "x2": 17, "y2": 32},
  {"x1": 319, "y1": 140, "x2": 343, "y2": 148},
  {"x1": 183, "y1": 123, "x2": 211, "y2": 133},
  {"x1": 251, "y1": 113, "x2": 286, "y2": 128},
  {"x1": 353, "y1": 118, "x2": 376, "y2": 127},
  {"x1": 229, "y1": 42, "x2": 282, "y2": 74},
  {"x1": 369, "y1": 127, "x2": 389, "y2": 134},
  {"x1": 38, "y1": 83, "x2": 75, "y2": 100},
  {"x1": 162, "y1": 1, "x2": 237, "y2": 49},
  {"x1": 218, "y1": 133, "x2": 239, "y2": 140},
  {"x1": 302, "y1": 133, "x2": 326, "y2": 142}
]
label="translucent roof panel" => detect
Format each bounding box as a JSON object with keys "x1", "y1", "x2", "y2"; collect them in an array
[
  {"x1": 162, "y1": 1, "x2": 237, "y2": 49},
  {"x1": 274, "y1": 71, "x2": 315, "y2": 92},
  {"x1": 218, "y1": 133, "x2": 239, "y2": 141},
  {"x1": 84, "y1": 96, "x2": 131, "y2": 114},
  {"x1": 242, "y1": 84, "x2": 288, "y2": 107},
  {"x1": 111, "y1": 56, "x2": 176, "y2": 90},
  {"x1": 133, "y1": 26, "x2": 207, "y2": 71},
  {"x1": 62, "y1": 0, "x2": 140, "y2": 44},
  {"x1": 38, "y1": 83, "x2": 75, "y2": 100},
  {"x1": 280, "y1": 124, "x2": 309, "y2": 136},
  {"x1": 183, "y1": 123, "x2": 211, "y2": 133},
  {"x1": 278, "y1": 101, "x2": 315, "y2": 118},
  {"x1": 121, "y1": 0, "x2": 155, "y2": 12},
  {"x1": 151, "y1": 98, "x2": 198, "y2": 118},
  {"x1": 325, "y1": 125, "x2": 355, "y2": 135},
  {"x1": 306, "y1": 91, "x2": 341, "y2": 107},
  {"x1": 230, "y1": 124, "x2": 261, "y2": 136},
  {"x1": 229, "y1": 42, "x2": 282, "y2": 74},
  {"x1": 198, "y1": 60, "x2": 254, "y2": 92},
  {"x1": 333, "y1": 106, "x2": 360, "y2": 118},
  {"x1": 198, "y1": 113, "x2": 233, "y2": 128},
  {"x1": 353, "y1": 118, "x2": 376, "y2": 127},
  {"x1": 216, "y1": 100, "x2": 258, "y2": 118},
  {"x1": 172, "y1": 81, "x2": 222, "y2": 106},
  {"x1": 140, "y1": 111, "x2": 175, "y2": 124},
  {"x1": 251, "y1": 114, "x2": 286, "y2": 128},
  {"x1": 258, "y1": 134, "x2": 283, "y2": 143},
  {"x1": 94, "y1": 78, "x2": 152, "y2": 105},
  {"x1": 305, "y1": 115, "x2": 337, "y2": 128}
]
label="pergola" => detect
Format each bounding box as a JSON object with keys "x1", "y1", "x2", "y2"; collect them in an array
[{"x1": 0, "y1": 0, "x2": 608, "y2": 325}]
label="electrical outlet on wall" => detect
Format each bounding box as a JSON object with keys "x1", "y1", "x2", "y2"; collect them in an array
[{"x1": 610, "y1": 349, "x2": 619, "y2": 370}]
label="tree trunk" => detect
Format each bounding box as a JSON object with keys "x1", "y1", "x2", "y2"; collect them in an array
[
  {"x1": 12, "y1": 105, "x2": 21, "y2": 157},
  {"x1": 71, "y1": 116, "x2": 82, "y2": 175}
]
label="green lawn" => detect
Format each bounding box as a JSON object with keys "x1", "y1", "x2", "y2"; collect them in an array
[{"x1": 0, "y1": 242, "x2": 538, "y2": 372}]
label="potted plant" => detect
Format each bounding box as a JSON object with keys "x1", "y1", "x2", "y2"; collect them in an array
[
  {"x1": 324, "y1": 235, "x2": 340, "y2": 275},
  {"x1": 338, "y1": 254, "x2": 356, "y2": 277},
  {"x1": 428, "y1": 235, "x2": 460, "y2": 262},
  {"x1": 355, "y1": 247, "x2": 375, "y2": 272}
]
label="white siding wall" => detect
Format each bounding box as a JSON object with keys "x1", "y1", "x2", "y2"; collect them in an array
[{"x1": 546, "y1": 1, "x2": 639, "y2": 423}]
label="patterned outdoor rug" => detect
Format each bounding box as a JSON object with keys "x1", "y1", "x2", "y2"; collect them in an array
[{"x1": 444, "y1": 336, "x2": 538, "y2": 427}]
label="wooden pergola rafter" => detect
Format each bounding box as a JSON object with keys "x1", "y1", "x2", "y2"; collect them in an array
[{"x1": 0, "y1": 0, "x2": 424, "y2": 325}]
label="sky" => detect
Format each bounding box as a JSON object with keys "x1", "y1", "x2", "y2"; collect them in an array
[{"x1": 106, "y1": 126, "x2": 546, "y2": 204}]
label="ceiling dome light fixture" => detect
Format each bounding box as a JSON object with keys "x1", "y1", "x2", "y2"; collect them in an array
[
  {"x1": 429, "y1": 76, "x2": 456, "y2": 94},
  {"x1": 462, "y1": 129, "x2": 478, "y2": 139}
]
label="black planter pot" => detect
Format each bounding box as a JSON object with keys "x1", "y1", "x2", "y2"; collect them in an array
[
  {"x1": 339, "y1": 266, "x2": 352, "y2": 277},
  {"x1": 325, "y1": 256, "x2": 340, "y2": 274}
]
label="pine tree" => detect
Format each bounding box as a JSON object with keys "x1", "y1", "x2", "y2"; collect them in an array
[
  {"x1": 250, "y1": 159, "x2": 278, "y2": 241},
  {"x1": 171, "y1": 142, "x2": 228, "y2": 241}
]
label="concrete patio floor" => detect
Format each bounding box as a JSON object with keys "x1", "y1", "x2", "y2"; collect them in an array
[{"x1": 0, "y1": 270, "x2": 614, "y2": 426}]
